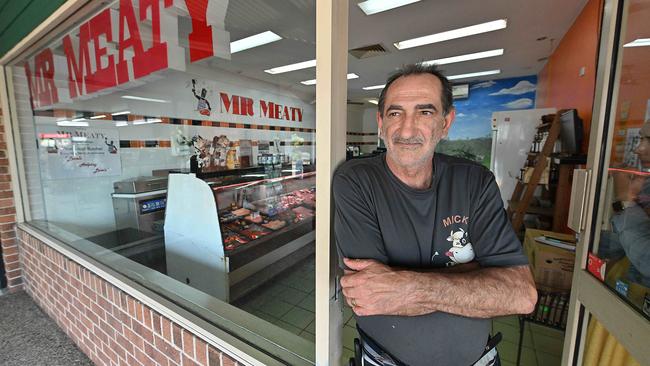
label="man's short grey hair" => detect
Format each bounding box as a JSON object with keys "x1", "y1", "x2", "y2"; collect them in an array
[{"x1": 377, "y1": 63, "x2": 454, "y2": 117}]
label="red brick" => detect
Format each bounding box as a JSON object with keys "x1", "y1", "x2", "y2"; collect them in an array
[
  {"x1": 222, "y1": 355, "x2": 238, "y2": 366},
  {"x1": 154, "y1": 334, "x2": 180, "y2": 363},
  {"x1": 132, "y1": 320, "x2": 154, "y2": 345},
  {"x1": 106, "y1": 313, "x2": 123, "y2": 333},
  {"x1": 161, "y1": 317, "x2": 172, "y2": 342},
  {"x1": 144, "y1": 342, "x2": 170, "y2": 366},
  {"x1": 0, "y1": 190, "x2": 13, "y2": 199},
  {"x1": 135, "y1": 302, "x2": 143, "y2": 323},
  {"x1": 195, "y1": 338, "x2": 207, "y2": 366},
  {"x1": 182, "y1": 355, "x2": 198, "y2": 366},
  {"x1": 207, "y1": 348, "x2": 220, "y2": 366},
  {"x1": 172, "y1": 323, "x2": 182, "y2": 349},
  {"x1": 4, "y1": 261, "x2": 19, "y2": 271},
  {"x1": 1, "y1": 244, "x2": 17, "y2": 256},
  {"x1": 123, "y1": 327, "x2": 145, "y2": 351},
  {"x1": 127, "y1": 354, "x2": 145, "y2": 366},
  {"x1": 151, "y1": 312, "x2": 161, "y2": 334},
  {"x1": 115, "y1": 308, "x2": 132, "y2": 328},
  {"x1": 134, "y1": 348, "x2": 155, "y2": 366},
  {"x1": 142, "y1": 307, "x2": 152, "y2": 329},
  {"x1": 181, "y1": 330, "x2": 194, "y2": 358},
  {"x1": 115, "y1": 327, "x2": 134, "y2": 351},
  {"x1": 1, "y1": 237, "x2": 15, "y2": 246},
  {"x1": 91, "y1": 301, "x2": 105, "y2": 320},
  {"x1": 3, "y1": 253, "x2": 18, "y2": 263}
]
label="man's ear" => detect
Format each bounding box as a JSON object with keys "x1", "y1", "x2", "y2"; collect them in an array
[
  {"x1": 377, "y1": 111, "x2": 384, "y2": 138},
  {"x1": 442, "y1": 108, "x2": 456, "y2": 138}
]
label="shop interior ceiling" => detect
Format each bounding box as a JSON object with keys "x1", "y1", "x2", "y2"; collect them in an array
[
  {"x1": 214, "y1": 0, "x2": 589, "y2": 103},
  {"x1": 39, "y1": 0, "x2": 589, "y2": 109}
]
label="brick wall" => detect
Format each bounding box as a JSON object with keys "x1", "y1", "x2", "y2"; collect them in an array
[
  {"x1": 0, "y1": 107, "x2": 20, "y2": 292},
  {"x1": 17, "y1": 227, "x2": 243, "y2": 366}
]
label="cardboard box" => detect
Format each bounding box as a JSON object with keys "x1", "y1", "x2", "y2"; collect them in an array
[{"x1": 524, "y1": 229, "x2": 576, "y2": 293}]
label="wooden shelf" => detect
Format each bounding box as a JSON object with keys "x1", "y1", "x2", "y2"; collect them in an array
[{"x1": 509, "y1": 201, "x2": 554, "y2": 216}]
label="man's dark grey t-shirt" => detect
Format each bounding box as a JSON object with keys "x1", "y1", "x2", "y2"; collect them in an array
[{"x1": 333, "y1": 153, "x2": 528, "y2": 366}]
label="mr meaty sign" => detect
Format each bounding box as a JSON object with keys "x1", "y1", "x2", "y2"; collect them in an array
[{"x1": 22, "y1": 0, "x2": 304, "y2": 123}]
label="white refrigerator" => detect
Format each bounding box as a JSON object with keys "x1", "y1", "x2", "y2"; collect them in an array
[{"x1": 490, "y1": 108, "x2": 557, "y2": 208}]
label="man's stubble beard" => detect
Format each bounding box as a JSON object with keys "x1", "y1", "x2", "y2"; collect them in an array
[{"x1": 384, "y1": 131, "x2": 443, "y2": 170}]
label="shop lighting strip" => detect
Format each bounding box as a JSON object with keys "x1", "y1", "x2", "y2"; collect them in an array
[
  {"x1": 301, "y1": 73, "x2": 359, "y2": 85},
  {"x1": 447, "y1": 69, "x2": 501, "y2": 80},
  {"x1": 264, "y1": 59, "x2": 316, "y2": 74},
  {"x1": 394, "y1": 19, "x2": 507, "y2": 50},
  {"x1": 230, "y1": 31, "x2": 282, "y2": 53},
  {"x1": 362, "y1": 84, "x2": 385, "y2": 90},
  {"x1": 121, "y1": 96, "x2": 170, "y2": 103},
  {"x1": 358, "y1": 0, "x2": 421, "y2": 15},
  {"x1": 422, "y1": 48, "x2": 504, "y2": 66}
]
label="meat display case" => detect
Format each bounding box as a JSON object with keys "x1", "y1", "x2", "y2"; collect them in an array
[{"x1": 163, "y1": 171, "x2": 315, "y2": 302}]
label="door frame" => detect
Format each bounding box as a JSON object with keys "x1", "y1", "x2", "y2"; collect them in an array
[{"x1": 563, "y1": 0, "x2": 650, "y2": 364}]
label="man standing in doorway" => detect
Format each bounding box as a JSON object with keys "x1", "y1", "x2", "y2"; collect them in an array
[{"x1": 334, "y1": 63, "x2": 537, "y2": 366}]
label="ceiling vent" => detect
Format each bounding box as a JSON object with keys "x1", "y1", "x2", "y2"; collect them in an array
[
  {"x1": 452, "y1": 84, "x2": 469, "y2": 100},
  {"x1": 349, "y1": 44, "x2": 389, "y2": 59}
]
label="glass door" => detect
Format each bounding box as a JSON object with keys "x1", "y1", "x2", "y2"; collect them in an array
[{"x1": 563, "y1": 0, "x2": 650, "y2": 364}]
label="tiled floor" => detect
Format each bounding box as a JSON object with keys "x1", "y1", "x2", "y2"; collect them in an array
[
  {"x1": 236, "y1": 256, "x2": 565, "y2": 366},
  {"x1": 493, "y1": 315, "x2": 564, "y2": 366},
  {"x1": 233, "y1": 256, "x2": 316, "y2": 341}
]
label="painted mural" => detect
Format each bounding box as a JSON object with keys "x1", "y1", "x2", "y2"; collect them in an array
[{"x1": 437, "y1": 75, "x2": 538, "y2": 167}]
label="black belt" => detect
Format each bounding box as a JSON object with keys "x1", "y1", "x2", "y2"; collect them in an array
[{"x1": 353, "y1": 325, "x2": 502, "y2": 366}]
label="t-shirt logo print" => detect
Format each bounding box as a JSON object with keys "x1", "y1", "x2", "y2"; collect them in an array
[{"x1": 445, "y1": 228, "x2": 475, "y2": 264}]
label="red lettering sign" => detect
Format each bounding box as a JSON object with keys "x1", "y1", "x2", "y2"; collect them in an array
[
  {"x1": 86, "y1": 9, "x2": 117, "y2": 94},
  {"x1": 23, "y1": 48, "x2": 59, "y2": 109},
  {"x1": 63, "y1": 22, "x2": 91, "y2": 98},
  {"x1": 185, "y1": 0, "x2": 214, "y2": 62}
]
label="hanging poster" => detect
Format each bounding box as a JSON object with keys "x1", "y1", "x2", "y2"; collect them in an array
[
  {"x1": 624, "y1": 128, "x2": 641, "y2": 169},
  {"x1": 37, "y1": 127, "x2": 122, "y2": 179}
]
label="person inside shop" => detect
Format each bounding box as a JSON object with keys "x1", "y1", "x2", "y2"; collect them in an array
[
  {"x1": 599, "y1": 122, "x2": 650, "y2": 296},
  {"x1": 333, "y1": 63, "x2": 538, "y2": 366}
]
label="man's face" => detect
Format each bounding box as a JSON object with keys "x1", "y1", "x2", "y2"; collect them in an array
[
  {"x1": 377, "y1": 74, "x2": 454, "y2": 169},
  {"x1": 634, "y1": 123, "x2": 650, "y2": 167}
]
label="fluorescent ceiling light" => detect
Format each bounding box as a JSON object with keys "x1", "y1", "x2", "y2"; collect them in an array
[
  {"x1": 231, "y1": 31, "x2": 282, "y2": 53},
  {"x1": 265, "y1": 59, "x2": 316, "y2": 74},
  {"x1": 623, "y1": 38, "x2": 650, "y2": 47},
  {"x1": 447, "y1": 69, "x2": 501, "y2": 80},
  {"x1": 57, "y1": 120, "x2": 89, "y2": 127},
  {"x1": 423, "y1": 49, "x2": 504, "y2": 66},
  {"x1": 358, "y1": 0, "x2": 421, "y2": 15},
  {"x1": 89, "y1": 114, "x2": 106, "y2": 119},
  {"x1": 301, "y1": 73, "x2": 359, "y2": 85},
  {"x1": 71, "y1": 117, "x2": 86, "y2": 122},
  {"x1": 122, "y1": 95, "x2": 169, "y2": 103},
  {"x1": 362, "y1": 84, "x2": 385, "y2": 90},
  {"x1": 115, "y1": 121, "x2": 128, "y2": 127},
  {"x1": 111, "y1": 111, "x2": 131, "y2": 116},
  {"x1": 367, "y1": 99, "x2": 379, "y2": 105},
  {"x1": 394, "y1": 19, "x2": 507, "y2": 50}
]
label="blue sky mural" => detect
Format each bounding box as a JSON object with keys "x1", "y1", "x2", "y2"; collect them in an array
[{"x1": 448, "y1": 75, "x2": 538, "y2": 140}]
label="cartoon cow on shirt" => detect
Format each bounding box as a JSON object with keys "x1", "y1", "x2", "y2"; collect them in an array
[{"x1": 446, "y1": 228, "x2": 475, "y2": 264}]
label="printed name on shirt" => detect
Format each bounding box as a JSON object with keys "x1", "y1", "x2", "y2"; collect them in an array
[{"x1": 442, "y1": 215, "x2": 469, "y2": 227}]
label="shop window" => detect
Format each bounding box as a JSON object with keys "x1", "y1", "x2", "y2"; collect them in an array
[
  {"x1": 10, "y1": 0, "x2": 317, "y2": 361},
  {"x1": 589, "y1": 0, "x2": 650, "y2": 320}
]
